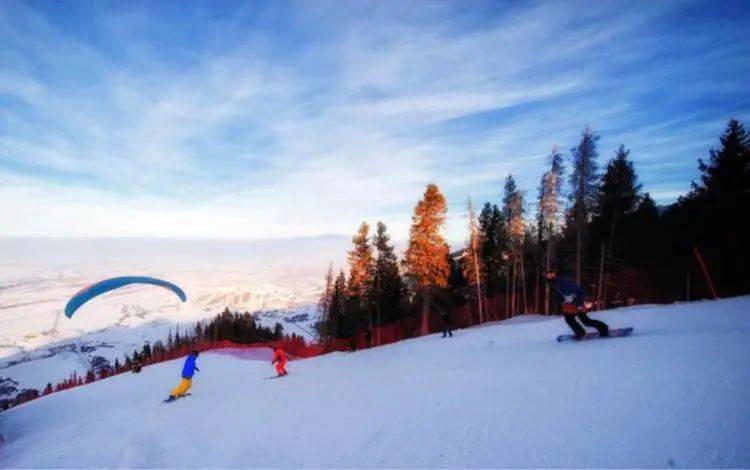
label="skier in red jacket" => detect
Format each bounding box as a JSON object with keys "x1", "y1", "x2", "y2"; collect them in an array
[{"x1": 271, "y1": 348, "x2": 288, "y2": 376}]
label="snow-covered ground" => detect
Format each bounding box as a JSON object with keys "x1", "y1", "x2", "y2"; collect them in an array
[
  {"x1": 0, "y1": 237, "x2": 347, "y2": 394},
  {"x1": 2, "y1": 296, "x2": 749, "y2": 468}
]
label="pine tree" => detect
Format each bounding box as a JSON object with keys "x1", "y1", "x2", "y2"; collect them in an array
[
  {"x1": 403, "y1": 184, "x2": 451, "y2": 335},
  {"x1": 694, "y1": 118, "x2": 750, "y2": 201},
  {"x1": 478, "y1": 203, "x2": 507, "y2": 297},
  {"x1": 538, "y1": 146, "x2": 564, "y2": 313},
  {"x1": 347, "y1": 222, "x2": 375, "y2": 302},
  {"x1": 597, "y1": 144, "x2": 642, "y2": 256},
  {"x1": 372, "y1": 222, "x2": 406, "y2": 336},
  {"x1": 347, "y1": 222, "x2": 375, "y2": 334},
  {"x1": 461, "y1": 199, "x2": 485, "y2": 323},
  {"x1": 329, "y1": 270, "x2": 347, "y2": 338},
  {"x1": 569, "y1": 126, "x2": 600, "y2": 283},
  {"x1": 503, "y1": 175, "x2": 526, "y2": 315},
  {"x1": 688, "y1": 118, "x2": 750, "y2": 293},
  {"x1": 318, "y1": 262, "x2": 335, "y2": 339}
]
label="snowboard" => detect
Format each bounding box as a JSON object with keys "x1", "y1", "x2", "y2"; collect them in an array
[
  {"x1": 163, "y1": 392, "x2": 191, "y2": 403},
  {"x1": 556, "y1": 327, "x2": 634, "y2": 343}
]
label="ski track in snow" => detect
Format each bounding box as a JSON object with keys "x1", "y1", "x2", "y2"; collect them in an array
[{"x1": 1, "y1": 296, "x2": 749, "y2": 468}]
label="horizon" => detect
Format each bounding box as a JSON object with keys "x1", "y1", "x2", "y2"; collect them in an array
[{"x1": 2, "y1": 1, "x2": 749, "y2": 242}]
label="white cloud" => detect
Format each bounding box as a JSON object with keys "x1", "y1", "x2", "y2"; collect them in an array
[{"x1": 1, "y1": 0, "x2": 748, "y2": 243}]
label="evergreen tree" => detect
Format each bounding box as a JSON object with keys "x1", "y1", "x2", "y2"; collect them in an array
[
  {"x1": 141, "y1": 342, "x2": 152, "y2": 360},
  {"x1": 621, "y1": 192, "x2": 659, "y2": 264},
  {"x1": 273, "y1": 323, "x2": 284, "y2": 339},
  {"x1": 403, "y1": 184, "x2": 451, "y2": 335},
  {"x1": 538, "y1": 146, "x2": 564, "y2": 313},
  {"x1": 372, "y1": 222, "x2": 406, "y2": 330},
  {"x1": 318, "y1": 262, "x2": 335, "y2": 339},
  {"x1": 347, "y1": 222, "x2": 375, "y2": 331},
  {"x1": 687, "y1": 118, "x2": 750, "y2": 293},
  {"x1": 478, "y1": 203, "x2": 507, "y2": 296},
  {"x1": 347, "y1": 222, "x2": 375, "y2": 301},
  {"x1": 461, "y1": 199, "x2": 486, "y2": 322},
  {"x1": 569, "y1": 126, "x2": 600, "y2": 282},
  {"x1": 503, "y1": 175, "x2": 527, "y2": 315},
  {"x1": 329, "y1": 270, "x2": 347, "y2": 338},
  {"x1": 596, "y1": 144, "x2": 642, "y2": 256}
]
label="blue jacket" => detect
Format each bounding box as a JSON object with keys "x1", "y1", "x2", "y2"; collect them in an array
[
  {"x1": 549, "y1": 276, "x2": 588, "y2": 307},
  {"x1": 181, "y1": 354, "x2": 199, "y2": 379}
]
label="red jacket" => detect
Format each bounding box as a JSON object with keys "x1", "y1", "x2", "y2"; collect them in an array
[{"x1": 272, "y1": 349, "x2": 287, "y2": 366}]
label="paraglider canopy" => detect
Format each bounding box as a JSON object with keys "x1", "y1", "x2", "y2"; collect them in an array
[{"x1": 65, "y1": 276, "x2": 187, "y2": 318}]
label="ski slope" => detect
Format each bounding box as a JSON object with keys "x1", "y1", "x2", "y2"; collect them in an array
[
  {"x1": 2, "y1": 297, "x2": 749, "y2": 468},
  {"x1": 0, "y1": 237, "x2": 348, "y2": 395}
]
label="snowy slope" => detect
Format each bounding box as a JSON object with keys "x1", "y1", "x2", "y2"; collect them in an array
[
  {"x1": 0, "y1": 237, "x2": 347, "y2": 394},
  {"x1": 2, "y1": 297, "x2": 750, "y2": 468}
]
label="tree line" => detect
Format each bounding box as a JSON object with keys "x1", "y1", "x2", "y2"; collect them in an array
[{"x1": 318, "y1": 119, "x2": 750, "y2": 341}]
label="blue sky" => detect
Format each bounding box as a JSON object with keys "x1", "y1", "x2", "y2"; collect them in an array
[{"x1": 1, "y1": 0, "x2": 749, "y2": 242}]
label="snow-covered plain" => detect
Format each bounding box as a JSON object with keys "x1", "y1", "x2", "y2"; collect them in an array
[
  {"x1": 0, "y1": 237, "x2": 347, "y2": 393},
  {"x1": 2, "y1": 296, "x2": 749, "y2": 468}
]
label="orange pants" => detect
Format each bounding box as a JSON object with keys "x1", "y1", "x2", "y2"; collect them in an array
[
  {"x1": 275, "y1": 362, "x2": 287, "y2": 375},
  {"x1": 171, "y1": 378, "x2": 191, "y2": 397}
]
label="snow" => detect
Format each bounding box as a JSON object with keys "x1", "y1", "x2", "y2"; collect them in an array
[
  {"x1": 0, "y1": 237, "x2": 348, "y2": 392},
  {"x1": 2, "y1": 296, "x2": 749, "y2": 468}
]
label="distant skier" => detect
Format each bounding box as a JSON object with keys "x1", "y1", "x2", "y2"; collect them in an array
[
  {"x1": 441, "y1": 309, "x2": 453, "y2": 338},
  {"x1": 167, "y1": 350, "x2": 200, "y2": 401},
  {"x1": 272, "y1": 348, "x2": 288, "y2": 377},
  {"x1": 543, "y1": 270, "x2": 609, "y2": 340}
]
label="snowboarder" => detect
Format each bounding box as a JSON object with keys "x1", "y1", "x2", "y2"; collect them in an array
[
  {"x1": 543, "y1": 270, "x2": 609, "y2": 340},
  {"x1": 271, "y1": 348, "x2": 287, "y2": 376},
  {"x1": 167, "y1": 350, "x2": 199, "y2": 400},
  {"x1": 441, "y1": 309, "x2": 453, "y2": 338}
]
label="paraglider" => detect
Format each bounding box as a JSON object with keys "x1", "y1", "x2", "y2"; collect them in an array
[{"x1": 65, "y1": 276, "x2": 187, "y2": 318}]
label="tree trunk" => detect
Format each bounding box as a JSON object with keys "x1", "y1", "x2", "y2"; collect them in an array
[
  {"x1": 520, "y1": 255, "x2": 528, "y2": 314},
  {"x1": 421, "y1": 290, "x2": 431, "y2": 336},
  {"x1": 576, "y1": 203, "x2": 583, "y2": 284},
  {"x1": 597, "y1": 242, "x2": 605, "y2": 308},
  {"x1": 534, "y1": 265, "x2": 540, "y2": 314},
  {"x1": 545, "y1": 227, "x2": 552, "y2": 315},
  {"x1": 376, "y1": 273, "x2": 381, "y2": 346},
  {"x1": 510, "y1": 259, "x2": 516, "y2": 316},
  {"x1": 505, "y1": 261, "x2": 511, "y2": 318},
  {"x1": 472, "y1": 240, "x2": 484, "y2": 324}
]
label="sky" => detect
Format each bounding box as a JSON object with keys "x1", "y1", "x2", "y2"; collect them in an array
[{"x1": 1, "y1": 0, "x2": 749, "y2": 244}]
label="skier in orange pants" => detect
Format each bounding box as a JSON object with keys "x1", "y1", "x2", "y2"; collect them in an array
[{"x1": 271, "y1": 348, "x2": 287, "y2": 376}]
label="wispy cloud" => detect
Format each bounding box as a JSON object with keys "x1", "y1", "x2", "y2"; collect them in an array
[{"x1": 1, "y1": 0, "x2": 749, "y2": 244}]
